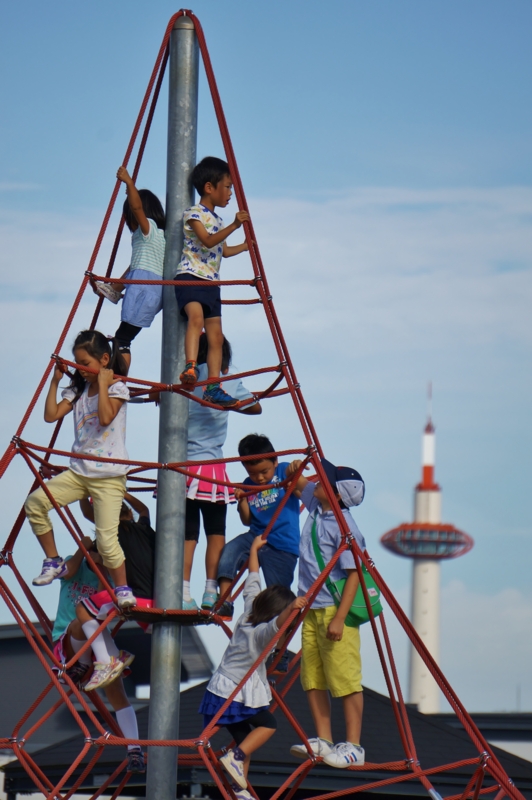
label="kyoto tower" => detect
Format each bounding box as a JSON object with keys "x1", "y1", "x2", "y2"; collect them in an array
[{"x1": 380, "y1": 390, "x2": 474, "y2": 713}]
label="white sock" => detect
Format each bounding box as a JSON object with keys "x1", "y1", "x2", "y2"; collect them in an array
[
  {"x1": 183, "y1": 580, "x2": 191, "y2": 602},
  {"x1": 70, "y1": 636, "x2": 92, "y2": 667},
  {"x1": 205, "y1": 579, "x2": 217, "y2": 594},
  {"x1": 116, "y1": 705, "x2": 139, "y2": 751},
  {"x1": 81, "y1": 620, "x2": 111, "y2": 664},
  {"x1": 102, "y1": 627, "x2": 119, "y2": 659}
]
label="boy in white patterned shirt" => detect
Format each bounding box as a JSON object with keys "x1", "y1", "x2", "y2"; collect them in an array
[{"x1": 175, "y1": 156, "x2": 249, "y2": 408}]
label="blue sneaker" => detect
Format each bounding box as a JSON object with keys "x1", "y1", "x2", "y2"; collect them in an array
[
  {"x1": 201, "y1": 590, "x2": 218, "y2": 610},
  {"x1": 183, "y1": 598, "x2": 198, "y2": 611},
  {"x1": 203, "y1": 383, "x2": 238, "y2": 408}
]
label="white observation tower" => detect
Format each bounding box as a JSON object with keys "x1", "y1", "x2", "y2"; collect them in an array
[{"x1": 380, "y1": 389, "x2": 473, "y2": 713}]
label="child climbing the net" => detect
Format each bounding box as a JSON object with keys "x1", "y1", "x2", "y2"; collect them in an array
[
  {"x1": 199, "y1": 536, "x2": 306, "y2": 798},
  {"x1": 175, "y1": 156, "x2": 250, "y2": 407},
  {"x1": 183, "y1": 333, "x2": 261, "y2": 612},
  {"x1": 288, "y1": 458, "x2": 367, "y2": 768},
  {"x1": 79, "y1": 491, "x2": 155, "y2": 623},
  {"x1": 25, "y1": 330, "x2": 137, "y2": 610},
  {"x1": 50, "y1": 535, "x2": 145, "y2": 772},
  {"x1": 95, "y1": 166, "x2": 166, "y2": 373}
]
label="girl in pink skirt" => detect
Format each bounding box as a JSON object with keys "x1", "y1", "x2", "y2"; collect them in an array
[{"x1": 184, "y1": 334, "x2": 261, "y2": 611}]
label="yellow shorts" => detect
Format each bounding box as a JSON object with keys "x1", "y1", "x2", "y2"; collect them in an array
[{"x1": 300, "y1": 606, "x2": 362, "y2": 698}]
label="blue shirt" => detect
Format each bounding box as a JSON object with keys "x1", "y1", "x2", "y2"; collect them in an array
[
  {"x1": 52, "y1": 558, "x2": 100, "y2": 641},
  {"x1": 188, "y1": 364, "x2": 254, "y2": 461},
  {"x1": 244, "y1": 462, "x2": 300, "y2": 556},
  {"x1": 297, "y1": 482, "x2": 366, "y2": 609}
]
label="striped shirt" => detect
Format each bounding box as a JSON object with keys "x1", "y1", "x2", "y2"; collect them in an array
[{"x1": 130, "y1": 218, "x2": 165, "y2": 277}]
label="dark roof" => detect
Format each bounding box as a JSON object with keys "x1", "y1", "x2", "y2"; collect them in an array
[
  {"x1": 0, "y1": 620, "x2": 213, "y2": 753},
  {"x1": 4, "y1": 680, "x2": 532, "y2": 799},
  {"x1": 429, "y1": 712, "x2": 532, "y2": 742}
]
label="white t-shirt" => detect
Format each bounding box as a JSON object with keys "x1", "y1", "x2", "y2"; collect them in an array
[
  {"x1": 177, "y1": 204, "x2": 224, "y2": 281},
  {"x1": 61, "y1": 382, "x2": 130, "y2": 478}
]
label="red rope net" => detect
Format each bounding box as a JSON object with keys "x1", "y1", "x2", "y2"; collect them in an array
[{"x1": 0, "y1": 9, "x2": 523, "y2": 800}]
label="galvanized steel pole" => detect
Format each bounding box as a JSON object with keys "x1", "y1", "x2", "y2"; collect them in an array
[{"x1": 146, "y1": 15, "x2": 198, "y2": 800}]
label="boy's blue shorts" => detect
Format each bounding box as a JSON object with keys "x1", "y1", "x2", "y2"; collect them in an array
[{"x1": 174, "y1": 274, "x2": 222, "y2": 319}]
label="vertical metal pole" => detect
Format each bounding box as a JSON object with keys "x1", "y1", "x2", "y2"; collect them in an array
[{"x1": 146, "y1": 15, "x2": 198, "y2": 800}]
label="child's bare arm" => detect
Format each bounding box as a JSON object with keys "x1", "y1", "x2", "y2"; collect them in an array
[
  {"x1": 235, "y1": 399, "x2": 262, "y2": 416},
  {"x1": 248, "y1": 535, "x2": 266, "y2": 573},
  {"x1": 222, "y1": 240, "x2": 248, "y2": 258},
  {"x1": 44, "y1": 366, "x2": 74, "y2": 423},
  {"x1": 189, "y1": 210, "x2": 249, "y2": 249},
  {"x1": 62, "y1": 537, "x2": 95, "y2": 580},
  {"x1": 276, "y1": 595, "x2": 307, "y2": 630},
  {"x1": 124, "y1": 492, "x2": 150, "y2": 518},
  {"x1": 285, "y1": 459, "x2": 309, "y2": 499},
  {"x1": 97, "y1": 368, "x2": 126, "y2": 426},
  {"x1": 326, "y1": 569, "x2": 360, "y2": 642},
  {"x1": 234, "y1": 488, "x2": 252, "y2": 525},
  {"x1": 117, "y1": 166, "x2": 150, "y2": 235}
]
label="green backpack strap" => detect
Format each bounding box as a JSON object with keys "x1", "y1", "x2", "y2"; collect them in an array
[{"x1": 309, "y1": 515, "x2": 341, "y2": 605}]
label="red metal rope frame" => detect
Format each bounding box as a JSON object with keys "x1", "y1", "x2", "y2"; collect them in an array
[{"x1": 0, "y1": 9, "x2": 523, "y2": 800}]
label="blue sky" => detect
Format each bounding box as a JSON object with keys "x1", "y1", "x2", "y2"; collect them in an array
[{"x1": 0, "y1": 1, "x2": 531, "y2": 714}]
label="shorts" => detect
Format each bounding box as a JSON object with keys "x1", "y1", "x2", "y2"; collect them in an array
[
  {"x1": 81, "y1": 590, "x2": 153, "y2": 632},
  {"x1": 185, "y1": 499, "x2": 227, "y2": 541},
  {"x1": 121, "y1": 269, "x2": 163, "y2": 328},
  {"x1": 174, "y1": 273, "x2": 221, "y2": 319},
  {"x1": 301, "y1": 606, "x2": 362, "y2": 697}
]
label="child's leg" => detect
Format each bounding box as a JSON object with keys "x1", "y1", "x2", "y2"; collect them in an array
[
  {"x1": 183, "y1": 301, "x2": 205, "y2": 363},
  {"x1": 76, "y1": 602, "x2": 118, "y2": 664},
  {"x1": 105, "y1": 678, "x2": 141, "y2": 750},
  {"x1": 307, "y1": 689, "x2": 333, "y2": 742},
  {"x1": 217, "y1": 531, "x2": 256, "y2": 599},
  {"x1": 184, "y1": 499, "x2": 200, "y2": 583},
  {"x1": 203, "y1": 316, "x2": 224, "y2": 381},
  {"x1": 225, "y1": 711, "x2": 277, "y2": 779},
  {"x1": 342, "y1": 691, "x2": 363, "y2": 745},
  {"x1": 115, "y1": 321, "x2": 142, "y2": 374},
  {"x1": 258, "y1": 545, "x2": 298, "y2": 589},
  {"x1": 200, "y1": 502, "x2": 227, "y2": 580},
  {"x1": 88, "y1": 476, "x2": 128, "y2": 588},
  {"x1": 24, "y1": 470, "x2": 87, "y2": 557}
]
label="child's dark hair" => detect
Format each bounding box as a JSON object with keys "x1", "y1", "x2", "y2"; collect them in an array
[
  {"x1": 68, "y1": 330, "x2": 127, "y2": 403},
  {"x1": 191, "y1": 156, "x2": 230, "y2": 196},
  {"x1": 197, "y1": 332, "x2": 232, "y2": 372},
  {"x1": 238, "y1": 434, "x2": 276, "y2": 465},
  {"x1": 248, "y1": 584, "x2": 295, "y2": 626},
  {"x1": 123, "y1": 190, "x2": 165, "y2": 231}
]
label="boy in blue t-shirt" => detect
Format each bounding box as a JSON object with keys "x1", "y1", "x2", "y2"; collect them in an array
[{"x1": 217, "y1": 434, "x2": 301, "y2": 620}]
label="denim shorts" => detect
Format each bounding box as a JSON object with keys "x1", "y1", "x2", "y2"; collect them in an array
[{"x1": 217, "y1": 530, "x2": 298, "y2": 589}]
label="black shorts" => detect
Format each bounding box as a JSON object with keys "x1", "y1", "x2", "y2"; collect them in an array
[
  {"x1": 226, "y1": 710, "x2": 277, "y2": 745},
  {"x1": 174, "y1": 274, "x2": 221, "y2": 319},
  {"x1": 185, "y1": 499, "x2": 227, "y2": 541}
]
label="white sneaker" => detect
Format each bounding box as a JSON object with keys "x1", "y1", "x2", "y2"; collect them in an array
[
  {"x1": 84, "y1": 657, "x2": 125, "y2": 691},
  {"x1": 323, "y1": 742, "x2": 365, "y2": 768},
  {"x1": 290, "y1": 737, "x2": 334, "y2": 759},
  {"x1": 231, "y1": 786, "x2": 253, "y2": 800},
  {"x1": 219, "y1": 749, "x2": 247, "y2": 789},
  {"x1": 95, "y1": 281, "x2": 123, "y2": 304},
  {"x1": 32, "y1": 557, "x2": 68, "y2": 586}
]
